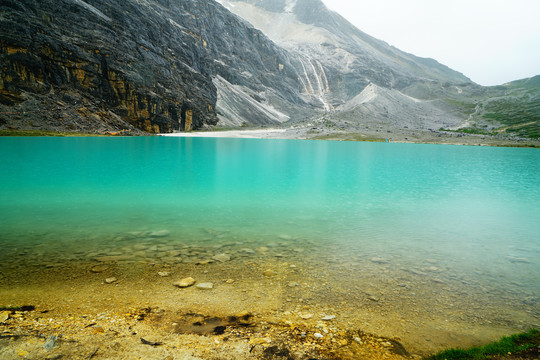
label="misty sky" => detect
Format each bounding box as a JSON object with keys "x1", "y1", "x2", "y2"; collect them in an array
[{"x1": 322, "y1": 0, "x2": 540, "y2": 86}]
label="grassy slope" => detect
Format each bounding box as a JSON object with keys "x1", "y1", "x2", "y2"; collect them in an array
[
  {"x1": 456, "y1": 76, "x2": 540, "y2": 139},
  {"x1": 425, "y1": 329, "x2": 539, "y2": 360}
]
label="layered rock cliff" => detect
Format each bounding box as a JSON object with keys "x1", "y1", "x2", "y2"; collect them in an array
[{"x1": 0, "y1": 0, "x2": 311, "y2": 133}]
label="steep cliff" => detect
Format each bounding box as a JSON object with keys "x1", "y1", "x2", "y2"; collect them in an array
[{"x1": 0, "y1": 0, "x2": 311, "y2": 133}]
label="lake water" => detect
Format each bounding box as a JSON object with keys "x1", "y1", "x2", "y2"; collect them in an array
[{"x1": 1, "y1": 136, "x2": 539, "y2": 352}]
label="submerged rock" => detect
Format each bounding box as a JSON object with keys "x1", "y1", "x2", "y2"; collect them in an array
[
  {"x1": 322, "y1": 315, "x2": 336, "y2": 321},
  {"x1": 212, "y1": 253, "x2": 231, "y2": 262},
  {"x1": 149, "y1": 230, "x2": 170, "y2": 238},
  {"x1": 105, "y1": 277, "x2": 118, "y2": 284},
  {"x1": 90, "y1": 265, "x2": 109, "y2": 273},
  {"x1": 158, "y1": 272, "x2": 171, "y2": 277},
  {"x1": 174, "y1": 277, "x2": 196, "y2": 288},
  {"x1": 371, "y1": 257, "x2": 389, "y2": 264}
]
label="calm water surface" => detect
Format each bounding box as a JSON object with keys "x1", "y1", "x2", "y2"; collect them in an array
[{"x1": 1, "y1": 137, "x2": 539, "y2": 347}]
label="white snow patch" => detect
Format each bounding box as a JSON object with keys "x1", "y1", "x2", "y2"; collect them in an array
[{"x1": 71, "y1": 0, "x2": 111, "y2": 22}]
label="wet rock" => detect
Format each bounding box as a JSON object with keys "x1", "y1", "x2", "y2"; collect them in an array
[
  {"x1": 314, "y1": 333, "x2": 324, "y2": 339},
  {"x1": 212, "y1": 253, "x2": 231, "y2": 262},
  {"x1": 225, "y1": 279, "x2": 235, "y2": 284},
  {"x1": 507, "y1": 256, "x2": 530, "y2": 264},
  {"x1": 0, "y1": 311, "x2": 10, "y2": 323},
  {"x1": 371, "y1": 257, "x2": 388, "y2": 264},
  {"x1": 368, "y1": 296, "x2": 380, "y2": 302},
  {"x1": 196, "y1": 260, "x2": 214, "y2": 265},
  {"x1": 174, "y1": 277, "x2": 196, "y2": 288},
  {"x1": 158, "y1": 272, "x2": 171, "y2": 277},
  {"x1": 322, "y1": 315, "x2": 336, "y2": 321},
  {"x1": 300, "y1": 313, "x2": 313, "y2": 320},
  {"x1": 105, "y1": 277, "x2": 118, "y2": 284},
  {"x1": 90, "y1": 265, "x2": 109, "y2": 273},
  {"x1": 196, "y1": 283, "x2": 214, "y2": 290},
  {"x1": 43, "y1": 335, "x2": 58, "y2": 350}
]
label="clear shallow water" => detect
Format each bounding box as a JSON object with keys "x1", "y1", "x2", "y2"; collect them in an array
[{"x1": 1, "y1": 137, "x2": 539, "y2": 302}]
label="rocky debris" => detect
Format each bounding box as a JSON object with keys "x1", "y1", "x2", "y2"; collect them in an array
[
  {"x1": 322, "y1": 315, "x2": 336, "y2": 321},
  {"x1": 314, "y1": 332, "x2": 324, "y2": 339},
  {"x1": 105, "y1": 277, "x2": 118, "y2": 284},
  {"x1": 300, "y1": 313, "x2": 314, "y2": 320},
  {"x1": 174, "y1": 277, "x2": 196, "y2": 288}
]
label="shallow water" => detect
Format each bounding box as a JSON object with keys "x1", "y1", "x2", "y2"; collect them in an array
[{"x1": 1, "y1": 137, "x2": 539, "y2": 351}]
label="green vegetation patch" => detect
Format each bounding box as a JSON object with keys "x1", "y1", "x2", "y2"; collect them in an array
[{"x1": 425, "y1": 329, "x2": 539, "y2": 360}]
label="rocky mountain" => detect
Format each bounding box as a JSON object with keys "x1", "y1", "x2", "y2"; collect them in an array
[
  {"x1": 0, "y1": 0, "x2": 314, "y2": 133},
  {"x1": 1, "y1": 0, "x2": 538, "y2": 138}
]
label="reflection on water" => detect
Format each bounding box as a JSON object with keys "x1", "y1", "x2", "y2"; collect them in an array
[{"x1": 0, "y1": 137, "x2": 539, "y2": 350}]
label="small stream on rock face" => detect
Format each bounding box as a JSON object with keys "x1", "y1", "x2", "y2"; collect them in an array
[{"x1": 0, "y1": 136, "x2": 539, "y2": 352}]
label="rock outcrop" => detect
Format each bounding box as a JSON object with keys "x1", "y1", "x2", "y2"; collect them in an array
[{"x1": 0, "y1": 0, "x2": 311, "y2": 133}]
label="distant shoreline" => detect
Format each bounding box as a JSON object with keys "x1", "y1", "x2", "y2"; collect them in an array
[{"x1": 1, "y1": 128, "x2": 539, "y2": 148}]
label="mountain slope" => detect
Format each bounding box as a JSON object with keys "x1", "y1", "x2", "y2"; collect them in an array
[{"x1": 0, "y1": 0, "x2": 313, "y2": 133}]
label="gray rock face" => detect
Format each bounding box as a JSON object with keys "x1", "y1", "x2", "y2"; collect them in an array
[{"x1": 0, "y1": 0, "x2": 311, "y2": 133}]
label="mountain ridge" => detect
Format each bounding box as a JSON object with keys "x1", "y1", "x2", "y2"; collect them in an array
[{"x1": 0, "y1": 0, "x2": 538, "y2": 140}]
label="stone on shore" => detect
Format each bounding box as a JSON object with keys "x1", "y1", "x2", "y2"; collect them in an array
[
  {"x1": 0, "y1": 311, "x2": 10, "y2": 323},
  {"x1": 196, "y1": 283, "x2": 214, "y2": 290},
  {"x1": 174, "y1": 277, "x2": 196, "y2": 288}
]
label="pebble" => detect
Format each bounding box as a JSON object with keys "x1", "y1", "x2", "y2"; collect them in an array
[
  {"x1": 105, "y1": 277, "x2": 117, "y2": 284},
  {"x1": 196, "y1": 283, "x2": 214, "y2": 290},
  {"x1": 196, "y1": 260, "x2": 214, "y2": 265},
  {"x1": 225, "y1": 279, "x2": 235, "y2": 284},
  {"x1": 314, "y1": 333, "x2": 324, "y2": 339},
  {"x1": 174, "y1": 277, "x2": 196, "y2": 288},
  {"x1": 263, "y1": 270, "x2": 277, "y2": 277},
  {"x1": 212, "y1": 253, "x2": 231, "y2": 262},
  {"x1": 368, "y1": 296, "x2": 380, "y2": 302},
  {"x1": 300, "y1": 313, "x2": 314, "y2": 320},
  {"x1": 158, "y1": 272, "x2": 171, "y2": 277},
  {"x1": 0, "y1": 311, "x2": 10, "y2": 323},
  {"x1": 287, "y1": 282, "x2": 299, "y2": 287},
  {"x1": 322, "y1": 315, "x2": 336, "y2": 321}
]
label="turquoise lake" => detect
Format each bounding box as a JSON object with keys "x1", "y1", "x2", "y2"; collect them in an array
[{"x1": 1, "y1": 136, "x2": 539, "y2": 349}]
